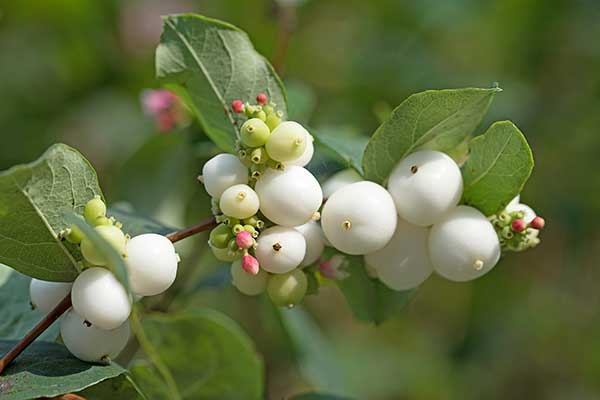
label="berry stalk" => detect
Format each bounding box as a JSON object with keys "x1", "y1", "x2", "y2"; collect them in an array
[{"x1": 0, "y1": 216, "x2": 217, "y2": 375}]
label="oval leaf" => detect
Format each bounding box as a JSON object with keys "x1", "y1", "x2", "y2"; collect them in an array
[
  {"x1": 131, "y1": 308, "x2": 264, "y2": 399},
  {"x1": 0, "y1": 340, "x2": 126, "y2": 400},
  {"x1": 156, "y1": 14, "x2": 287, "y2": 152},
  {"x1": 362, "y1": 87, "x2": 500, "y2": 183},
  {"x1": 0, "y1": 144, "x2": 102, "y2": 282},
  {"x1": 461, "y1": 120, "x2": 534, "y2": 215}
]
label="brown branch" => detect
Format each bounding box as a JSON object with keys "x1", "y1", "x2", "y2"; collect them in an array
[
  {"x1": 271, "y1": 3, "x2": 297, "y2": 75},
  {"x1": 0, "y1": 216, "x2": 217, "y2": 375}
]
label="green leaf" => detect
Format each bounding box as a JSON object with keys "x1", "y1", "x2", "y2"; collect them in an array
[
  {"x1": 131, "y1": 308, "x2": 264, "y2": 400},
  {"x1": 336, "y1": 255, "x2": 415, "y2": 324},
  {"x1": 278, "y1": 307, "x2": 346, "y2": 394},
  {"x1": 109, "y1": 203, "x2": 178, "y2": 237},
  {"x1": 0, "y1": 340, "x2": 126, "y2": 400},
  {"x1": 156, "y1": 14, "x2": 287, "y2": 152},
  {"x1": 313, "y1": 130, "x2": 368, "y2": 175},
  {"x1": 64, "y1": 213, "x2": 130, "y2": 292},
  {"x1": 0, "y1": 265, "x2": 59, "y2": 340},
  {"x1": 76, "y1": 374, "x2": 148, "y2": 400},
  {"x1": 362, "y1": 87, "x2": 500, "y2": 183},
  {"x1": 461, "y1": 120, "x2": 534, "y2": 215},
  {"x1": 0, "y1": 144, "x2": 102, "y2": 282},
  {"x1": 289, "y1": 393, "x2": 354, "y2": 400}
]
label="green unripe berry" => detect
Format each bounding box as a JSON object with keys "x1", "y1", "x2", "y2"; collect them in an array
[
  {"x1": 263, "y1": 105, "x2": 274, "y2": 115},
  {"x1": 243, "y1": 216, "x2": 260, "y2": 227},
  {"x1": 84, "y1": 195, "x2": 107, "y2": 225},
  {"x1": 265, "y1": 112, "x2": 282, "y2": 131},
  {"x1": 256, "y1": 110, "x2": 267, "y2": 121},
  {"x1": 265, "y1": 121, "x2": 308, "y2": 162},
  {"x1": 80, "y1": 225, "x2": 127, "y2": 266},
  {"x1": 267, "y1": 269, "x2": 308, "y2": 307},
  {"x1": 209, "y1": 224, "x2": 233, "y2": 249},
  {"x1": 228, "y1": 238, "x2": 239, "y2": 252},
  {"x1": 240, "y1": 118, "x2": 271, "y2": 148},
  {"x1": 94, "y1": 216, "x2": 112, "y2": 226},
  {"x1": 211, "y1": 245, "x2": 240, "y2": 262},
  {"x1": 226, "y1": 217, "x2": 240, "y2": 227},
  {"x1": 66, "y1": 224, "x2": 85, "y2": 244}
]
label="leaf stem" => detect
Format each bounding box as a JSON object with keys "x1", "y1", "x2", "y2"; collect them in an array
[{"x1": 0, "y1": 216, "x2": 217, "y2": 375}]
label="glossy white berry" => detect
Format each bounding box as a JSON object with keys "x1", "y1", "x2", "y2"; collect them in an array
[
  {"x1": 265, "y1": 121, "x2": 308, "y2": 162},
  {"x1": 387, "y1": 150, "x2": 463, "y2": 227},
  {"x1": 255, "y1": 226, "x2": 306, "y2": 274},
  {"x1": 230, "y1": 260, "x2": 268, "y2": 296},
  {"x1": 255, "y1": 166, "x2": 322, "y2": 227},
  {"x1": 219, "y1": 184, "x2": 260, "y2": 219},
  {"x1": 321, "y1": 169, "x2": 362, "y2": 199},
  {"x1": 71, "y1": 267, "x2": 131, "y2": 330},
  {"x1": 321, "y1": 181, "x2": 397, "y2": 255},
  {"x1": 294, "y1": 221, "x2": 325, "y2": 266},
  {"x1": 428, "y1": 205, "x2": 501, "y2": 282},
  {"x1": 201, "y1": 153, "x2": 249, "y2": 198},
  {"x1": 60, "y1": 309, "x2": 130, "y2": 362},
  {"x1": 365, "y1": 218, "x2": 433, "y2": 291},
  {"x1": 286, "y1": 134, "x2": 314, "y2": 167},
  {"x1": 29, "y1": 279, "x2": 72, "y2": 314},
  {"x1": 126, "y1": 234, "x2": 179, "y2": 296}
]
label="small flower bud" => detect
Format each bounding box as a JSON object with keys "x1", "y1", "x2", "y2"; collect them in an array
[
  {"x1": 530, "y1": 216, "x2": 545, "y2": 230},
  {"x1": 319, "y1": 255, "x2": 349, "y2": 281},
  {"x1": 232, "y1": 100, "x2": 244, "y2": 113},
  {"x1": 511, "y1": 219, "x2": 527, "y2": 232},
  {"x1": 256, "y1": 93, "x2": 268, "y2": 105},
  {"x1": 242, "y1": 255, "x2": 260, "y2": 275},
  {"x1": 232, "y1": 224, "x2": 245, "y2": 234},
  {"x1": 236, "y1": 230, "x2": 254, "y2": 250}
]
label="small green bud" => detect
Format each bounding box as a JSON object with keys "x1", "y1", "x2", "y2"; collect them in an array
[
  {"x1": 250, "y1": 147, "x2": 267, "y2": 164},
  {"x1": 228, "y1": 238, "x2": 239, "y2": 252},
  {"x1": 243, "y1": 225, "x2": 257, "y2": 236},
  {"x1": 244, "y1": 104, "x2": 257, "y2": 118},
  {"x1": 256, "y1": 110, "x2": 267, "y2": 121},
  {"x1": 240, "y1": 118, "x2": 271, "y2": 148},
  {"x1": 243, "y1": 216, "x2": 259, "y2": 226},
  {"x1": 226, "y1": 217, "x2": 240, "y2": 227},
  {"x1": 211, "y1": 244, "x2": 240, "y2": 262},
  {"x1": 267, "y1": 269, "x2": 308, "y2": 307},
  {"x1": 265, "y1": 112, "x2": 282, "y2": 131},
  {"x1": 65, "y1": 224, "x2": 85, "y2": 244},
  {"x1": 84, "y1": 195, "x2": 107, "y2": 225},
  {"x1": 80, "y1": 225, "x2": 126, "y2": 266},
  {"x1": 209, "y1": 224, "x2": 233, "y2": 249},
  {"x1": 263, "y1": 104, "x2": 275, "y2": 115},
  {"x1": 94, "y1": 216, "x2": 112, "y2": 226},
  {"x1": 232, "y1": 224, "x2": 245, "y2": 234}
]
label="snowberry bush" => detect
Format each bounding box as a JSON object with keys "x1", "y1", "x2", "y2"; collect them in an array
[{"x1": 0, "y1": 13, "x2": 544, "y2": 400}]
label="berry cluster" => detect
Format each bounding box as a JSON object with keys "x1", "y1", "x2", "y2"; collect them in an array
[
  {"x1": 202, "y1": 95, "x2": 546, "y2": 307},
  {"x1": 201, "y1": 94, "x2": 322, "y2": 307},
  {"x1": 29, "y1": 196, "x2": 180, "y2": 362}
]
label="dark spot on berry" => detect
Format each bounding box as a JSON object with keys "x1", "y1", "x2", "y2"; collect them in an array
[
  {"x1": 83, "y1": 320, "x2": 92, "y2": 327},
  {"x1": 272, "y1": 243, "x2": 282, "y2": 252},
  {"x1": 410, "y1": 165, "x2": 418, "y2": 174}
]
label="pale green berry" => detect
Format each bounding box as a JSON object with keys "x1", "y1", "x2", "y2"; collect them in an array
[
  {"x1": 265, "y1": 112, "x2": 282, "y2": 131},
  {"x1": 265, "y1": 121, "x2": 308, "y2": 162},
  {"x1": 84, "y1": 195, "x2": 107, "y2": 225},
  {"x1": 211, "y1": 244, "x2": 240, "y2": 262},
  {"x1": 80, "y1": 225, "x2": 127, "y2": 266},
  {"x1": 230, "y1": 260, "x2": 268, "y2": 296},
  {"x1": 219, "y1": 184, "x2": 260, "y2": 219},
  {"x1": 241, "y1": 118, "x2": 271, "y2": 148},
  {"x1": 209, "y1": 224, "x2": 233, "y2": 249},
  {"x1": 66, "y1": 222, "x2": 85, "y2": 244},
  {"x1": 267, "y1": 269, "x2": 308, "y2": 307}
]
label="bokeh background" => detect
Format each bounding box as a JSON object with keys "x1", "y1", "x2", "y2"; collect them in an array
[{"x1": 1, "y1": 0, "x2": 599, "y2": 399}]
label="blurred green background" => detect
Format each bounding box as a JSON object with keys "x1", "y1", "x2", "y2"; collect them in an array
[{"x1": 1, "y1": 0, "x2": 599, "y2": 398}]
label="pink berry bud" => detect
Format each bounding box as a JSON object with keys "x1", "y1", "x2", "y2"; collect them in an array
[
  {"x1": 530, "y1": 216, "x2": 545, "y2": 230},
  {"x1": 236, "y1": 230, "x2": 254, "y2": 249},
  {"x1": 256, "y1": 93, "x2": 268, "y2": 105},
  {"x1": 242, "y1": 255, "x2": 260, "y2": 275},
  {"x1": 157, "y1": 111, "x2": 177, "y2": 132},
  {"x1": 319, "y1": 255, "x2": 349, "y2": 280},
  {"x1": 232, "y1": 100, "x2": 244, "y2": 113},
  {"x1": 511, "y1": 219, "x2": 527, "y2": 232}
]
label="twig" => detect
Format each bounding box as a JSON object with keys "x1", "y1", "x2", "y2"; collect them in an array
[
  {"x1": 0, "y1": 216, "x2": 217, "y2": 375},
  {"x1": 272, "y1": 3, "x2": 298, "y2": 75}
]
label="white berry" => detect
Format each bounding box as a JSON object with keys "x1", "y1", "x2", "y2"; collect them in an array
[
  {"x1": 387, "y1": 150, "x2": 463, "y2": 227},
  {"x1": 71, "y1": 267, "x2": 131, "y2": 330},
  {"x1": 255, "y1": 226, "x2": 306, "y2": 274},
  {"x1": 201, "y1": 153, "x2": 248, "y2": 198},
  {"x1": 60, "y1": 309, "x2": 130, "y2": 362},
  {"x1": 506, "y1": 196, "x2": 536, "y2": 223},
  {"x1": 428, "y1": 205, "x2": 501, "y2": 282},
  {"x1": 29, "y1": 279, "x2": 72, "y2": 314},
  {"x1": 230, "y1": 260, "x2": 268, "y2": 295},
  {"x1": 365, "y1": 218, "x2": 433, "y2": 291},
  {"x1": 321, "y1": 169, "x2": 362, "y2": 199},
  {"x1": 285, "y1": 134, "x2": 314, "y2": 167},
  {"x1": 294, "y1": 221, "x2": 325, "y2": 266},
  {"x1": 321, "y1": 181, "x2": 397, "y2": 255},
  {"x1": 219, "y1": 184, "x2": 260, "y2": 219},
  {"x1": 126, "y1": 233, "x2": 179, "y2": 296},
  {"x1": 255, "y1": 166, "x2": 322, "y2": 227}
]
